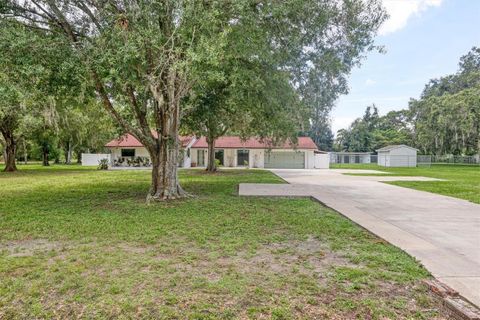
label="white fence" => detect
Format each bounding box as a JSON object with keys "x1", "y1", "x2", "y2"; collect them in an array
[
  {"x1": 430, "y1": 155, "x2": 479, "y2": 165},
  {"x1": 331, "y1": 154, "x2": 479, "y2": 167},
  {"x1": 81, "y1": 153, "x2": 111, "y2": 166},
  {"x1": 314, "y1": 153, "x2": 329, "y2": 169}
]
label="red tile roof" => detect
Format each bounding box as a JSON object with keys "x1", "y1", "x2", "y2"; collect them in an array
[
  {"x1": 191, "y1": 136, "x2": 318, "y2": 150},
  {"x1": 105, "y1": 133, "x2": 192, "y2": 148},
  {"x1": 106, "y1": 134, "x2": 317, "y2": 150}
]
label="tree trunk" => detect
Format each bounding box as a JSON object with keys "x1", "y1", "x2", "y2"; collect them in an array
[
  {"x1": 144, "y1": 85, "x2": 186, "y2": 202},
  {"x1": 2, "y1": 131, "x2": 17, "y2": 172},
  {"x1": 146, "y1": 136, "x2": 185, "y2": 202},
  {"x1": 65, "y1": 140, "x2": 72, "y2": 164},
  {"x1": 23, "y1": 139, "x2": 28, "y2": 165},
  {"x1": 206, "y1": 137, "x2": 217, "y2": 172},
  {"x1": 76, "y1": 150, "x2": 82, "y2": 164},
  {"x1": 42, "y1": 147, "x2": 49, "y2": 166}
]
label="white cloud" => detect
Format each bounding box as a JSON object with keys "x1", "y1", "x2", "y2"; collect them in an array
[
  {"x1": 379, "y1": 0, "x2": 442, "y2": 35},
  {"x1": 365, "y1": 78, "x2": 377, "y2": 86},
  {"x1": 332, "y1": 117, "x2": 356, "y2": 134}
]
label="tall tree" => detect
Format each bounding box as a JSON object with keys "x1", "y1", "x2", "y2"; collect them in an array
[
  {"x1": 337, "y1": 46, "x2": 480, "y2": 155},
  {"x1": 0, "y1": 84, "x2": 20, "y2": 171},
  {"x1": 0, "y1": 21, "x2": 41, "y2": 172},
  {"x1": 410, "y1": 47, "x2": 480, "y2": 155},
  {"x1": 184, "y1": 0, "x2": 386, "y2": 171},
  {"x1": 184, "y1": 55, "x2": 302, "y2": 172},
  {"x1": 7, "y1": 0, "x2": 227, "y2": 199},
  {"x1": 335, "y1": 105, "x2": 414, "y2": 152},
  {"x1": 7, "y1": 0, "x2": 386, "y2": 199},
  {"x1": 0, "y1": 19, "x2": 85, "y2": 170}
]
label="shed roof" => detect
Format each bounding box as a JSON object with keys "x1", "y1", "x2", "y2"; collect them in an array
[{"x1": 376, "y1": 145, "x2": 418, "y2": 152}]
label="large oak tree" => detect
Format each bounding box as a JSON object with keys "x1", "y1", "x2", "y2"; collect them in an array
[{"x1": 6, "y1": 0, "x2": 386, "y2": 199}]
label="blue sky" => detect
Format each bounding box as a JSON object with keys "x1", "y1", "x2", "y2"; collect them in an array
[{"x1": 332, "y1": 0, "x2": 480, "y2": 133}]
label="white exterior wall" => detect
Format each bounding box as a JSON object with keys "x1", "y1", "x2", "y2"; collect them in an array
[
  {"x1": 190, "y1": 148, "x2": 314, "y2": 169},
  {"x1": 224, "y1": 149, "x2": 236, "y2": 167},
  {"x1": 389, "y1": 147, "x2": 417, "y2": 167},
  {"x1": 81, "y1": 153, "x2": 111, "y2": 166},
  {"x1": 182, "y1": 149, "x2": 192, "y2": 168},
  {"x1": 377, "y1": 152, "x2": 387, "y2": 166},
  {"x1": 191, "y1": 148, "x2": 207, "y2": 167},
  {"x1": 305, "y1": 150, "x2": 315, "y2": 169},
  {"x1": 314, "y1": 154, "x2": 329, "y2": 169},
  {"x1": 378, "y1": 147, "x2": 417, "y2": 167},
  {"x1": 249, "y1": 149, "x2": 264, "y2": 168}
]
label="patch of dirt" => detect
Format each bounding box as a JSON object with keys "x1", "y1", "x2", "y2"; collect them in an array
[
  {"x1": 117, "y1": 243, "x2": 150, "y2": 254},
  {"x1": 0, "y1": 239, "x2": 65, "y2": 257},
  {"x1": 230, "y1": 236, "x2": 355, "y2": 278}
]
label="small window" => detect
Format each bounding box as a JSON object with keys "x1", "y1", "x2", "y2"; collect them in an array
[{"x1": 121, "y1": 149, "x2": 135, "y2": 157}]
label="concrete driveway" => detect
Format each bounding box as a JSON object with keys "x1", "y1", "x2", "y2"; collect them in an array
[{"x1": 239, "y1": 169, "x2": 480, "y2": 307}]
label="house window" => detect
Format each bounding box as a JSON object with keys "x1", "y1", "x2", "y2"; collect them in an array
[
  {"x1": 215, "y1": 149, "x2": 224, "y2": 165},
  {"x1": 237, "y1": 150, "x2": 249, "y2": 166},
  {"x1": 121, "y1": 149, "x2": 135, "y2": 157}
]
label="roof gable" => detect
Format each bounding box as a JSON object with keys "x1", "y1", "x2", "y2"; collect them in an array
[{"x1": 376, "y1": 145, "x2": 418, "y2": 152}]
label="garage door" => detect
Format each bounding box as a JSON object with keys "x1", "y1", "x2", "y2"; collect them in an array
[{"x1": 264, "y1": 152, "x2": 305, "y2": 169}]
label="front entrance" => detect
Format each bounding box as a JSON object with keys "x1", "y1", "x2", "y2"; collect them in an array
[{"x1": 197, "y1": 150, "x2": 206, "y2": 167}]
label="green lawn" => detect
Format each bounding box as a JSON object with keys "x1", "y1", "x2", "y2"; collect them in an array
[
  {"x1": 0, "y1": 165, "x2": 446, "y2": 319},
  {"x1": 331, "y1": 163, "x2": 480, "y2": 204}
]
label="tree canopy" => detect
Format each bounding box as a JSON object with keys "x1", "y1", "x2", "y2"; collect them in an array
[{"x1": 5, "y1": 0, "x2": 386, "y2": 199}]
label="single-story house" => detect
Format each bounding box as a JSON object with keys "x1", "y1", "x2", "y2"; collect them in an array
[
  {"x1": 377, "y1": 145, "x2": 418, "y2": 167},
  {"x1": 189, "y1": 136, "x2": 318, "y2": 169},
  {"x1": 329, "y1": 152, "x2": 372, "y2": 164},
  {"x1": 103, "y1": 134, "x2": 319, "y2": 169}
]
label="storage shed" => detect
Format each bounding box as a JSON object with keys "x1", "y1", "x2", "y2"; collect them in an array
[{"x1": 376, "y1": 145, "x2": 418, "y2": 167}]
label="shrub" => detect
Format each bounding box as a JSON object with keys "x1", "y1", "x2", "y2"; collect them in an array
[{"x1": 98, "y1": 158, "x2": 109, "y2": 170}]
